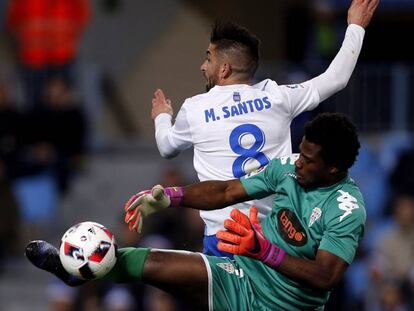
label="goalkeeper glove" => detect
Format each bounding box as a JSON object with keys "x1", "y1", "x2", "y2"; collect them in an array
[
  {"x1": 217, "y1": 206, "x2": 285, "y2": 269},
  {"x1": 124, "y1": 185, "x2": 183, "y2": 233}
]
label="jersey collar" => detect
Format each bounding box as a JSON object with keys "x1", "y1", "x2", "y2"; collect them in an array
[{"x1": 210, "y1": 84, "x2": 251, "y2": 91}]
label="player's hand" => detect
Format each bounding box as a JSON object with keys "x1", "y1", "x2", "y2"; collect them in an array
[
  {"x1": 151, "y1": 89, "x2": 173, "y2": 120},
  {"x1": 217, "y1": 206, "x2": 285, "y2": 268},
  {"x1": 124, "y1": 185, "x2": 171, "y2": 233},
  {"x1": 347, "y1": 0, "x2": 379, "y2": 28},
  {"x1": 124, "y1": 185, "x2": 184, "y2": 233},
  {"x1": 217, "y1": 206, "x2": 268, "y2": 258}
]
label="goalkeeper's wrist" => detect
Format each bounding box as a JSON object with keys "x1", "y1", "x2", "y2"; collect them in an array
[
  {"x1": 260, "y1": 243, "x2": 286, "y2": 269},
  {"x1": 164, "y1": 187, "x2": 184, "y2": 208}
]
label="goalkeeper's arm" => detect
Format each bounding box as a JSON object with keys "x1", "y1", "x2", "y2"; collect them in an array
[{"x1": 124, "y1": 179, "x2": 251, "y2": 232}]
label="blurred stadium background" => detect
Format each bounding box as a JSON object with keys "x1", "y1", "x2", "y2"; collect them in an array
[{"x1": 0, "y1": 0, "x2": 414, "y2": 310}]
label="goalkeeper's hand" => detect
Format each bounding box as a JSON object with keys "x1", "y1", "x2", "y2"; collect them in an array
[
  {"x1": 124, "y1": 185, "x2": 183, "y2": 233},
  {"x1": 217, "y1": 206, "x2": 285, "y2": 268}
]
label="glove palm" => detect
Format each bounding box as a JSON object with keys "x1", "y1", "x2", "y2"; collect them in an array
[
  {"x1": 217, "y1": 206, "x2": 285, "y2": 268},
  {"x1": 124, "y1": 185, "x2": 170, "y2": 233}
]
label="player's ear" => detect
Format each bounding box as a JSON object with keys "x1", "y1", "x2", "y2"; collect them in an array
[{"x1": 220, "y1": 63, "x2": 232, "y2": 79}]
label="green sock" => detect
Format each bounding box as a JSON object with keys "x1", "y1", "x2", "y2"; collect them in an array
[{"x1": 102, "y1": 247, "x2": 150, "y2": 282}]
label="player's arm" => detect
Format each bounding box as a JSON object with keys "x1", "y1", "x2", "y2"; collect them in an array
[
  {"x1": 152, "y1": 89, "x2": 192, "y2": 158},
  {"x1": 124, "y1": 179, "x2": 250, "y2": 232},
  {"x1": 182, "y1": 179, "x2": 249, "y2": 210},
  {"x1": 304, "y1": 0, "x2": 379, "y2": 102},
  {"x1": 277, "y1": 250, "x2": 348, "y2": 291},
  {"x1": 217, "y1": 206, "x2": 348, "y2": 291},
  {"x1": 125, "y1": 160, "x2": 278, "y2": 233}
]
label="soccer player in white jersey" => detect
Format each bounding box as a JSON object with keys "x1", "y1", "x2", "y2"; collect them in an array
[{"x1": 137, "y1": 0, "x2": 376, "y2": 256}]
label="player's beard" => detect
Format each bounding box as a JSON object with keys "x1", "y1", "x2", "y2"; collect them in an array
[
  {"x1": 204, "y1": 73, "x2": 218, "y2": 92},
  {"x1": 205, "y1": 78, "x2": 215, "y2": 92}
]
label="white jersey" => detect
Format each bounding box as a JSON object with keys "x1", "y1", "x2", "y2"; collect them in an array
[{"x1": 154, "y1": 24, "x2": 365, "y2": 235}]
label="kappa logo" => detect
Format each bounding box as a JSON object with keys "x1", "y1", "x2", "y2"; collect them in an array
[
  {"x1": 216, "y1": 263, "x2": 244, "y2": 278},
  {"x1": 277, "y1": 209, "x2": 307, "y2": 246},
  {"x1": 280, "y1": 154, "x2": 299, "y2": 165},
  {"x1": 337, "y1": 190, "x2": 359, "y2": 222}
]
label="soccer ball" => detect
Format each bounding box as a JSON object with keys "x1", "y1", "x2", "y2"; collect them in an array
[{"x1": 59, "y1": 221, "x2": 117, "y2": 280}]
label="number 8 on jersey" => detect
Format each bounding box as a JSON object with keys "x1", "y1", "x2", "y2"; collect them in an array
[{"x1": 229, "y1": 124, "x2": 270, "y2": 178}]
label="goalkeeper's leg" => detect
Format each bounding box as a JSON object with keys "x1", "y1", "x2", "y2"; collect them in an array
[{"x1": 25, "y1": 241, "x2": 209, "y2": 310}]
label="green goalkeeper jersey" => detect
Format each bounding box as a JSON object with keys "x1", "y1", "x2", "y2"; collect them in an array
[{"x1": 237, "y1": 154, "x2": 366, "y2": 310}]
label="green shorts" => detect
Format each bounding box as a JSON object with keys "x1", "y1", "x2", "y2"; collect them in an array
[
  {"x1": 200, "y1": 254, "x2": 282, "y2": 311},
  {"x1": 200, "y1": 254, "x2": 327, "y2": 311}
]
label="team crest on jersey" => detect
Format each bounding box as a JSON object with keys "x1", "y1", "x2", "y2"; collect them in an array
[
  {"x1": 233, "y1": 92, "x2": 241, "y2": 102},
  {"x1": 277, "y1": 209, "x2": 307, "y2": 246},
  {"x1": 245, "y1": 166, "x2": 266, "y2": 178},
  {"x1": 308, "y1": 207, "x2": 322, "y2": 227},
  {"x1": 216, "y1": 263, "x2": 244, "y2": 278}
]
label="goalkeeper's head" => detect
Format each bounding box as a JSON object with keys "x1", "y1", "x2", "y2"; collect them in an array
[
  {"x1": 304, "y1": 112, "x2": 360, "y2": 172},
  {"x1": 294, "y1": 112, "x2": 360, "y2": 189}
]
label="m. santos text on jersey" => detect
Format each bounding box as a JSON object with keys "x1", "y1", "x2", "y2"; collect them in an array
[{"x1": 204, "y1": 96, "x2": 272, "y2": 123}]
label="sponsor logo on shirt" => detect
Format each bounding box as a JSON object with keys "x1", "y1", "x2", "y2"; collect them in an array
[
  {"x1": 204, "y1": 96, "x2": 272, "y2": 123},
  {"x1": 277, "y1": 209, "x2": 307, "y2": 246},
  {"x1": 337, "y1": 190, "x2": 359, "y2": 222}
]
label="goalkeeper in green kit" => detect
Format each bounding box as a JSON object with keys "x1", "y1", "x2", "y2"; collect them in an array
[{"x1": 26, "y1": 112, "x2": 367, "y2": 310}]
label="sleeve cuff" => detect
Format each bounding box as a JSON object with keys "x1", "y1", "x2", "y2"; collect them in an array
[
  {"x1": 154, "y1": 113, "x2": 172, "y2": 127},
  {"x1": 347, "y1": 23, "x2": 366, "y2": 35}
]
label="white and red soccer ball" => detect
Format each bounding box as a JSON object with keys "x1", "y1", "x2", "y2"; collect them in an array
[{"x1": 59, "y1": 221, "x2": 117, "y2": 280}]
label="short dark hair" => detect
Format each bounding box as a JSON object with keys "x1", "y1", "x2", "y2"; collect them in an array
[
  {"x1": 304, "y1": 113, "x2": 360, "y2": 171},
  {"x1": 210, "y1": 21, "x2": 260, "y2": 78}
]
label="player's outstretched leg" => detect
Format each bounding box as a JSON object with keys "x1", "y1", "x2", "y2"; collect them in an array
[{"x1": 25, "y1": 240, "x2": 85, "y2": 286}]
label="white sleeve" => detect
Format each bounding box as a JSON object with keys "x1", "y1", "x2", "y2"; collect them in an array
[
  {"x1": 303, "y1": 24, "x2": 365, "y2": 102},
  {"x1": 154, "y1": 106, "x2": 193, "y2": 159}
]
